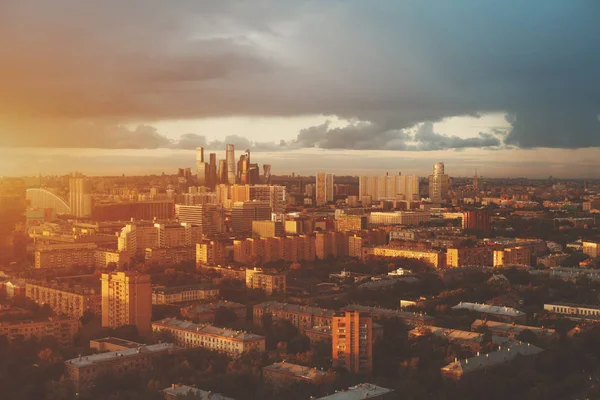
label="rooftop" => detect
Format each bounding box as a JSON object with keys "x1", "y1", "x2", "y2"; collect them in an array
[
  {"x1": 89, "y1": 337, "x2": 145, "y2": 349},
  {"x1": 182, "y1": 301, "x2": 245, "y2": 314},
  {"x1": 315, "y1": 383, "x2": 394, "y2": 400},
  {"x1": 263, "y1": 361, "x2": 326, "y2": 380},
  {"x1": 152, "y1": 283, "x2": 216, "y2": 295},
  {"x1": 163, "y1": 384, "x2": 236, "y2": 400},
  {"x1": 254, "y1": 301, "x2": 335, "y2": 318},
  {"x1": 452, "y1": 302, "x2": 525, "y2": 317},
  {"x1": 441, "y1": 342, "x2": 543, "y2": 376},
  {"x1": 65, "y1": 343, "x2": 178, "y2": 368},
  {"x1": 342, "y1": 304, "x2": 434, "y2": 322},
  {"x1": 410, "y1": 326, "x2": 511, "y2": 346},
  {"x1": 152, "y1": 318, "x2": 264, "y2": 342},
  {"x1": 472, "y1": 319, "x2": 556, "y2": 336}
]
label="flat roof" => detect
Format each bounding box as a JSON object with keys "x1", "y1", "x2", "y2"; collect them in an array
[
  {"x1": 152, "y1": 284, "x2": 216, "y2": 294},
  {"x1": 152, "y1": 318, "x2": 264, "y2": 342},
  {"x1": 472, "y1": 319, "x2": 556, "y2": 336},
  {"x1": 254, "y1": 302, "x2": 335, "y2": 318},
  {"x1": 342, "y1": 304, "x2": 434, "y2": 321},
  {"x1": 452, "y1": 302, "x2": 525, "y2": 317},
  {"x1": 263, "y1": 362, "x2": 326, "y2": 380},
  {"x1": 316, "y1": 383, "x2": 393, "y2": 400},
  {"x1": 65, "y1": 343, "x2": 178, "y2": 368},
  {"x1": 163, "y1": 385, "x2": 236, "y2": 400},
  {"x1": 89, "y1": 337, "x2": 145, "y2": 348},
  {"x1": 183, "y1": 301, "x2": 245, "y2": 313}
]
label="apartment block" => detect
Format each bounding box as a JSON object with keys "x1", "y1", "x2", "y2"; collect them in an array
[
  {"x1": 25, "y1": 282, "x2": 101, "y2": 318},
  {"x1": 446, "y1": 245, "x2": 495, "y2": 268},
  {"x1": 151, "y1": 284, "x2": 219, "y2": 305},
  {"x1": 152, "y1": 318, "x2": 265, "y2": 356},
  {"x1": 180, "y1": 301, "x2": 247, "y2": 323},
  {"x1": 493, "y1": 246, "x2": 532, "y2": 267},
  {"x1": 196, "y1": 240, "x2": 226, "y2": 266},
  {"x1": 101, "y1": 271, "x2": 152, "y2": 339},
  {"x1": 34, "y1": 243, "x2": 97, "y2": 269},
  {"x1": 245, "y1": 268, "x2": 286, "y2": 295},
  {"x1": 252, "y1": 220, "x2": 283, "y2": 238},
  {"x1": 163, "y1": 384, "x2": 236, "y2": 400},
  {"x1": 332, "y1": 311, "x2": 373, "y2": 374},
  {"x1": 145, "y1": 246, "x2": 195, "y2": 267},
  {"x1": 362, "y1": 246, "x2": 446, "y2": 269},
  {"x1": 0, "y1": 317, "x2": 79, "y2": 346},
  {"x1": 253, "y1": 302, "x2": 334, "y2": 332},
  {"x1": 65, "y1": 343, "x2": 179, "y2": 394},
  {"x1": 263, "y1": 361, "x2": 327, "y2": 385}
]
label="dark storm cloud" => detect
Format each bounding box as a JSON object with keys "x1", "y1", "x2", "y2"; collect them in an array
[{"x1": 0, "y1": 1, "x2": 599, "y2": 149}]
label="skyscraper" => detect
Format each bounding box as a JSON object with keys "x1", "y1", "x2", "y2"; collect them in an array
[
  {"x1": 231, "y1": 201, "x2": 272, "y2": 233},
  {"x1": 428, "y1": 162, "x2": 449, "y2": 203},
  {"x1": 332, "y1": 311, "x2": 373, "y2": 373},
  {"x1": 101, "y1": 271, "x2": 152, "y2": 338},
  {"x1": 196, "y1": 147, "x2": 208, "y2": 186},
  {"x1": 69, "y1": 174, "x2": 92, "y2": 218},
  {"x1": 218, "y1": 159, "x2": 228, "y2": 185},
  {"x1": 358, "y1": 174, "x2": 420, "y2": 202},
  {"x1": 226, "y1": 144, "x2": 236, "y2": 184},
  {"x1": 263, "y1": 164, "x2": 272, "y2": 184},
  {"x1": 208, "y1": 153, "x2": 218, "y2": 189},
  {"x1": 316, "y1": 173, "x2": 334, "y2": 206},
  {"x1": 0, "y1": 178, "x2": 26, "y2": 264}
]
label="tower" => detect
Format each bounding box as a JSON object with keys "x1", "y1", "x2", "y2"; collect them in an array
[
  {"x1": 101, "y1": 271, "x2": 152, "y2": 339},
  {"x1": 332, "y1": 311, "x2": 373, "y2": 373},
  {"x1": 208, "y1": 153, "x2": 218, "y2": 189},
  {"x1": 226, "y1": 144, "x2": 236, "y2": 185},
  {"x1": 69, "y1": 174, "x2": 92, "y2": 218},
  {"x1": 428, "y1": 162, "x2": 449, "y2": 203},
  {"x1": 473, "y1": 169, "x2": 479, "y2": 192},
  {"x1": 316, "y1": 173, "x2": 334, "y2": 206},
  {"x1": 196, "y1": 147, "x2": 208, "y2": 186}
]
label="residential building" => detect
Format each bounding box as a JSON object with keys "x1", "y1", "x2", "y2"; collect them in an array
[
  {"x1": 316, "y1": 173, "x2": 334, "y2": 206},
  {"x1": 332, "y1": 311, "x2": 373, "y2": 374},
  {"x1": 583, "y1": 241, "x2": 600, "y2": 258},
  {"x1": 252, "y1": 220, "x2": 283, "y2": 238},
  {"x1": 152, "y1": 318, "x2": 265, "y2": 356},
  {"x1": 409, "y1": 326, "x2": 510, "y2": 351},
  {"x1": 493, "y1": 246, "x2": 532, "y2": 267},
  {"x1": 151, "y1": 284, "x2": 219, "y2": 305},
  {"x1": 462, "y1": 209, "x2": 491, "y2": 232},
  {"x1": 196, "y1": 240, "x2": 226, "y2": 266},
  {"x1": 69, "y1": 175, "x2": 92, "y2": 218},
  {"x1": 336, "y1": 215, "x2": 368, "y2": 232},
  {"x1": 163, "y1": 384, "x2": 236, "y2": 400},
  {"x1": 441, "y1": 342, "x2": 543, "y2": 380},
  {"x1": 89, "y1": 337, "x2": 145, "y2": 352},
  {"x1": 263, "y1": 362, "x2": 327, "y2": 385},
  {"x1": 253, "y1": 302, "x2": 335, "y2": 332},
  {"x1": 34, "y1": 243, "x2": 97, "y2": 269},
  {"x1": 231, "y1": 201, "x2": 272, "y2": 233},
  {"x1": 315, "y1": 384, "x2": 394, "y2": 400},
  {"x1": 369, "y1": 211, "x2": 431, "y2": 226},
  {"x1": 65, "y1": 343, "x2": 179, "y2": 393},
  {"x1": 428, "y1": 162, "x2": 449, "y2": 203},
  {"x1": 145, "y1": 246, "x2": 195, "y2": 267},
  {"x1": 446, "y1": 245, "x2": 495, "y2": 268},
  {"x1": 452, "y1": 302, "x2": 526, "y2": 322},
  {"x1": 544, "y1": 303, "x2": 600, "y2": 320},
  {"x1": 471, "y1": 319, "x2": 557, "y2": 339},
  {"x1": 0, "y1": 317, "x2": 78, "y2": 345},
  {"x1": 101, "y1": 271, "x2": 152, "y2": 338},
  {"x1": 362, "y1": 246, "x2": 446, "y2": 269},
  {"x1": 245, "y1": 268, "x2": 286, "y2": 295},
  {"x1": 175, "y1": 204, "x2": 224, "y2": 236},
  {"x1": 180, "y1": 301, "x2": 247, "y2": 323},
  {"x1": 25, "y1": 282, "x2": 101, "y2": 318},
  {"x1": 341, "y1": 304, "x2": 434, "y2": 326}
]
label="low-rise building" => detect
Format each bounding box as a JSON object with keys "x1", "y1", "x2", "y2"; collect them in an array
[
  {"x1": 544, "y1": 303, "x2": 600, "y2": 320},
  {"x1": 315, "y1": 383, "x2": 394, "y2": 400},
  {"x1": 245, "y1": 268, "x2": 286, "y2": 295},
  {"x1": 0, "y1": 317, "x2": 79, "y2": 345},
  {"x1": 362, "y1": 246, "x2": 445, "y2": 269},
  {"x1": 263, "y1": 361, "x2": 327, "y2": 385},
  {"x1": 441, "y1": 342, "x2": 543, "y2": 380},
  {"x1": 537, "y1": 253, "x2": 569, "y2": 268},
  {"x1": 471, "y1": 319, "x2": 557, "y2": 339},
  {"x1": 151, "y1": 284, "x2": 219, "y2": 305},
  {"x1": 452, "y1": 302, "x2": 526, "y2": 322},
  {"x1": 180, "y1": 301, "x2": 247, "y2": 322},
  {"x1": 65, "y1": 343, "x2": 180, "y2": 394},
  {"x1": 409, "y1": 326, "x2": 510, "y2": 351},
  {"x1": 89, "y1": 337, "x2": 146, "y2": 352},
  {"x1": 163, "y1": 384, "x2": 236, "y2": 400},
  {"x1": 253, "y1": 302, "x2": 335, "y2": 332},
  {"x1": 342, "y1": 304, "x2": 435, "y2": 326},
  {"x1": 25, "y1": 282, "x2": 101, "y2": 318},
  {"x1": 145, "y1": 246, "x2": 196, "y2": 267},
  {"x1": 152, "y1": 318, "x2": 265, "y2": 356}
]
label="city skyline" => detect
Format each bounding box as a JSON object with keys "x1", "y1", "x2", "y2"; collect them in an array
[{"x1": 1, "y1": 2, "x2": 599, "y2": 178}]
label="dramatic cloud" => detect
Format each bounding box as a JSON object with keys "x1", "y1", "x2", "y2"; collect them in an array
[{"x1": 0, "y1": 1, "x2": 599, "y2": 150}]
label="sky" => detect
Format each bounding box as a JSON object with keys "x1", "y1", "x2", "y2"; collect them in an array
[{"x1": 0, "y1": 1, "x2": 599, "y2": 178}]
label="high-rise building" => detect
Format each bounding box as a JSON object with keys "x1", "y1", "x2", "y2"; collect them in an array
[
  {"x1": 69, "y1": 174, "x2": 92, "y2": 218},
  {"x1": 359, "y1": 174, "x2": 420, "y2": 202},
  {"x1": 332, "y1": 311, "x2": 373, "y2": 373},
  {"x1": 250, "y1": 185, "x2": 286, "y2": 214},
  {"x1": 462, "y1": 209, "x2": 491, "y2": 232},
  {"x1": 175, "y1": 204, "x2": 224, "y2": 237},
  {"x1": 196, "y1": 147, "x2": 208, "y2": 186},
  {"x1": 231, "y1": 201, "x2": 272, "y2": 233},
  {"x1": 101, "y1": 271, "x2": 152, "y2": 338},
  {"x1": 218, "y1": 159, "x2": 228, "y2": 185},
  {"x1": 252, "y1": 220, "x2": 284, "y2": 238},
  {"x1": 428, "y1": 162, "x2": 449, "y2": 203},
  {"x1": 316, "y1": 173, "x2": 334, "y2": 206},
  {"x1": 226, "y1": 144, "x2": 236, "y2": 184},
  {"x1": 0, "y1": 178, "x2": 25, "y2": 264},
  {"x1": 208, "y1": 153, "x2": 218, "y2": 189},
  {"x1": 263, "y1": 164, "x2": 272, "y2": 184}
]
